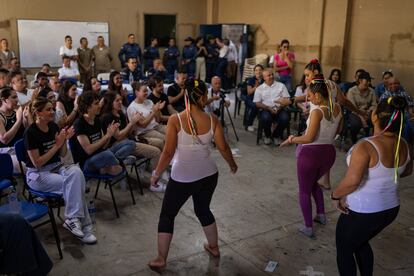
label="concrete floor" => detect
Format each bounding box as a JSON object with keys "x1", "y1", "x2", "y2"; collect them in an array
[{"x1": 39, "y1": 100, "x2": 414, "y2": 276}]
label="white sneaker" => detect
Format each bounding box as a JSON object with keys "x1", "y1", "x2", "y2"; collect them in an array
[
  {"x1": 63, "y1": 218, "x2": 84, "y2": 238},
  {"x1": 263, "y1": 137, "x2": 271, "y2": 145},
  {"x1": 247, "y1": 126, "x2": 255, "y2": 132},
  {"x1": 150, "y1": 183, "x2": 166, "y2": 193},
  {"x1": 160, "y1": 171, "x2": 170, "y2": 182},
  {"x1": 274, "y1": 138, "x2": 282, "y2": 146},
  {"x1": 80, "y1": 232, "x2": 97, "y2": 244}
]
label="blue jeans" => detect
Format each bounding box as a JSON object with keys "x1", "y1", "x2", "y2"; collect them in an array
[
  {"x1": 109, "y1": 139, "x2": 136, "y2": 160},
  {"x1": 278, "y1": 74, "x2": 292, "y2": 92},
  {"x1": 244, "y1": 95, "x2": 257, "y2": 127},
  {"x1": 260, "y1": 109, "x2": 291, "y2": 138}
]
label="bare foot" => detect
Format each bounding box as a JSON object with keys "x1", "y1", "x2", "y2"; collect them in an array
[
  {"x1": 148, "y1": 256, "x2": 166, "y2": 271},
  {"x1": 204, "y1": 243, "x2": 220, "y2": 258}
]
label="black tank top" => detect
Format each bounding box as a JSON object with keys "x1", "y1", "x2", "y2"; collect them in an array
[{"x1": 0, "y1": 111, "x2": 25, "y2": 148}]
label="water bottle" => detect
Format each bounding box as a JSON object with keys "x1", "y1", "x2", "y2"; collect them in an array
[
  {"x1": 174, "y1": 70, "x2": 178, "y2": 82},
  {"x1": 88, "y1": 200, "x2": 96, "y2": 224},
  {"x1": 129, "y1": 72, "x2": 134, "y2": 84},
  {"x1": 8, "y1": 187, "x2": 20, "y2": 214}
]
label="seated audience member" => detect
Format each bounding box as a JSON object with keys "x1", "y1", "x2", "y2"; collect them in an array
[
  {"x1": 38, "y1": 88, "x2": 66, "y2": 129},
  {"x1": 245, "y1": 64, "x2": 264, "y2": 132},
  {"x1": 347, "y1": 71, "x2": 377, "y2": 144},
  {"x1": 121, "y1": 57, "x2": 142, "y2": 84},
  {"x1": 143, "y1": 37, "x2": 160, "y2": 72},
  {"x1": 34, "y1": 72, "x2": 51, "y2": 91},
  {"x1": 39, "y1": 63, "x2": 58, "y2": 77},
  {"x1": 0, "y1": 38, "x2": 16, "y2": 69},
  {"x1": 148, "y1": 76, "x2": 176, "y2": 123},
  {"x1": 59, "y1": 35, "x2": 79, "y2": 70},
  {"x1": 0, "y1": 68, "x2": 10, "y2": 89},
  {"x1": 100, "y1": 92, "x2": 162, "y2": 179},
  {"x1": 25, "y1": 97, "x2": 96, "y2": 243},
  {"x1": 48, "y1": 76, "x2": 61, "y2": 99},
  {"x1": 11, "y1": 71, "x2": 33, "y2": 106},
  {"x1": 163, "y1": 38, "x2": 180, "y2": 81},
  {"x1": 328, "y1": 68, "x2": 345, "y2": 90},
  {"x1": 71, "y1": 91, "x2": 125, "y2": 175},
  {"x1": 205, "y1": 76, "x2": 230, "y2": 116},
  {"x1": 92, "y1": 35, "x2": 113, "y2": 75},
  {"x1": 0, "y1": 88, "x2": 25, "y2": 173},
  {"x1": 167, "y1": 70, "x2": 187, "y2": 112},
  {"x1": 343, "y1": 68, "x2": 366, "y2": 93},
  {"x1": 294, "y1": 74, "x2": 310, "y2": 134},
  {"x1": 77, "y1": 37, "x2": 94, "y2": 84},
  {"x1": 58, "y1": 55, "x2": 80, "y2": 82},
  {"x1": 380, "y1": 77, "x2": 414, "y2": 143},
  {"x1": 0, "y1": 213, "x2": 53, "y2": 275},
  {"x1": 83, "y1": 76, "x2": 102, "y2": 95},
  {"x1": 147, "y1": 59, "x2": 167, "y2": 81},
  {"x1": 375, "y1": 70, "x2": 393, "y2": 99},
  {"x1": 107, "y1": 71, "x2": 128, "y2": 107},
  {"x1": 127, "y1": 82, "x2": 165, "y2": 151},
  {"x1": 9, "y1": 58, "x2": 27, "y2": 77},
  {"x1": 253, "y1": 68, "x2": 291, "y2": 145},
  {"x1": 56, "y1": 80, "x2": 78, "y2": 127}
]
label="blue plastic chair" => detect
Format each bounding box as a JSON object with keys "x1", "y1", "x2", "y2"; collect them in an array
[
  {"x1": 68, "y1": 139, "x2": 135, "y2": 218},
  {"x1": 0, "y1": 154, "x2": 14, "y2": 199},
  {"x1": 0, "y1": 153, "x2": 63, "y2": 259}
]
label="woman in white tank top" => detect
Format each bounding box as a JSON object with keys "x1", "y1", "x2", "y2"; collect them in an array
[
  {"x1": 148, "y1": 79, "x2": 237, "y2": 270},
  {"x1": 332, "y1": 96, "x2": 412, "y2": 276},
  {"x1": 280, "y1": 74, "x2": 342, "y2": 238}
]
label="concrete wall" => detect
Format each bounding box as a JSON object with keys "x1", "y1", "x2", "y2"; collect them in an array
[
  {"x1": 215, "y1": 0, "x2": 414, "y2": 92},
  {"x1": 0, "y1": 0, "x2": 206, "y2": 70},
  {"x1": 344, "y1": 0, "x2": 414, "y2": 91}
]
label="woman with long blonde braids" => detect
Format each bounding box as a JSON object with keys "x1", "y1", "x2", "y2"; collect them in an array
[{"x1": 148, "y1": 79, "x2": 237, "y2": 270}]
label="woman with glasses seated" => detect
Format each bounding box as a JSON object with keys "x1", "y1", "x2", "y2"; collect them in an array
[
  {"x1": 272, "y1": 39, "x2": 295, "y2": 92},
  {"x1": 25, "y1": 97, "x2": 97, "y2": 244}
]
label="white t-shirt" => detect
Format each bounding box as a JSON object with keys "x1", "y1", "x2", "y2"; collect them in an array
[
  {"x1": 295, "y1": 86, "x2": 307, "y2": 97},
  {"x1": 253, "y1": 81, "x2": 289, "y2": 108},
  {"x1": 59, "y1": 46, "x2": 78, "y2": 70},
  {"x1": 58, "y1": 66, "x2": 80, "y2": 80},
  {"x1": 17, "y1": 89, "x2": 34, "y2": 106},
  {"x1": 227, "y1": 42, "x2": 238, "y2": 63},
  {"x1": 127, "y1": 100, "x2": 158, "y2": 135},
  {"x1": 219, "y1": 46, "x2": 229, "y2": 58}
]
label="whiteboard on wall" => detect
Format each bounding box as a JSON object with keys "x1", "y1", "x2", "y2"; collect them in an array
[{"x1": 17, "y1": 20, "x2": 109, "y2": 68}]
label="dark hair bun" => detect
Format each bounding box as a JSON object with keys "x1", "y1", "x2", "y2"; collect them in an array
[
  {"x1": 389, "y1": 96, "x2": 407, "y2": 110},
  {"x1": 184, "y1": 78, "x2": 196, "y2": 91}
]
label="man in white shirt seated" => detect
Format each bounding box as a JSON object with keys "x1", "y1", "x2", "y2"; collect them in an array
[
  {"x1": 205, "y1": 76, "x2": 230, "y2": 117},
  {"x1": 253, "y1": 68, "x2": 291, "y2": 145},
  {"x1": 10, "y1": 71, "x2": 33, "y2": 106},
  {"x1": 58, "y1": 55, "x2": 80, "y2": 82}
]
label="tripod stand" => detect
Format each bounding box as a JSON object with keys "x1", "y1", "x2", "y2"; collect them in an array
[{"x1": 219, "y1": 95, "x2": 239, "y2": 141}]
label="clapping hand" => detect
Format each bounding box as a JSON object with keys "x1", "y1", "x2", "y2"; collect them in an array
[
  {"x1": 55, "y1": 129, "x2": 67, "y2": 148},
  {"x1": 65, "y1": 126, "x2": 75, "y2": 140},
  {"x1": 130, "y1": 112, "x2": 142, "y2": 124},
  {"x1": 16, "y1": 106, "x2": 24, "y2": 122},
  {"x1": 106, "y1": 121, "x2": 120, "y2": 136},
  {"x1": 158, "y1": 101, "x2": 166, "y2": 110}
]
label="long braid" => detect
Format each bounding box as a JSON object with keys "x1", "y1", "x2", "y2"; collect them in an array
[{"x1": 184, "y1": 79, "x2": 206, "y2": 144}]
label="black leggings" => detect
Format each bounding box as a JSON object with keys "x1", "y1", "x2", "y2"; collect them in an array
[
  {"x1": 158, "y1": 172, "x2": 218, "y2": 233},
  {"x1": 336, "y1": 206, "x2": 399, "y2": 276}
]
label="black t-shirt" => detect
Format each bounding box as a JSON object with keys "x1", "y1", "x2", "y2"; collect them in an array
[
  {"x1": 72, "y1": 116, "x2": 103, "y2": 167},
  {"x1": 148, "y1": 92, "x2": 170, "y2": 116},
  {"x1": 167, "y1": 83, "x2": 185, "y2": 110},
  {"x1": 24, "y1": 122, "x2": 60, "y2": 168},
  {"x1": 100, "y1": 112, "x2": 128, "y2": 146}
]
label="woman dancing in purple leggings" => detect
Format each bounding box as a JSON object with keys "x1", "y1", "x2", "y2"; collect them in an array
[{"x1": 280, "y1": 74, "x2": 343, "y2": 238}]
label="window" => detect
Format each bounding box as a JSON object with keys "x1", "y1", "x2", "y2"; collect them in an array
[{"x1": 144, "y1": 14, "x2": 176, "y2": 47}]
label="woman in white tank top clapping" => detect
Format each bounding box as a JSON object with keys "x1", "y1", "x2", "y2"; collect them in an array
[
  {"x1": 332, "y1": 96, "x2": 412, "y2": 276},
  {"x1": 148, "y1": 78, "x2": 238, "y2": 270}
]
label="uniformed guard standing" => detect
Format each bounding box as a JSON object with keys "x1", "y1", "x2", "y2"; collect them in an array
[
  {"x1": 143, "y1": 37, "x2": 160, "y2": 72},
  {"x1": 206, "y1": 35, "x2": 219, "y2": 83},
  {"x1": 163, "y1": 38, "x2": 180, "y2": 81},
  {"x1": 118, "y1": 34, "x2": 142, "y2": 69},
  {"x1": 181, "y1": 37, "x2": 197, "y2": 78}
]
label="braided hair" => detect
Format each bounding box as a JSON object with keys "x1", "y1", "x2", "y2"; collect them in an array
[
  {"x1": 309, "y1": 74, "x2": 334, "y2": 120},
  {"x1": 305, "y1": 58, "x2": 322, "y2": 74},
  {"x1": 375, "y1": 96, "x2": 407, "y2": 182},
  {"x1": 183, "y1": 78, "x2": 207, "y2": 143}
]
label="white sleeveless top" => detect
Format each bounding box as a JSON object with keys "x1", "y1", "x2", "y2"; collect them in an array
[
  {"x1": 171, "y1": 113, "x2": 218, "y2": 183},
  {"x1": 304, "y1": 104, "x2": 342, "y2": 145},
  {"x1": 346, "y1": 138, "x2": 410, "y2": 213}
]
